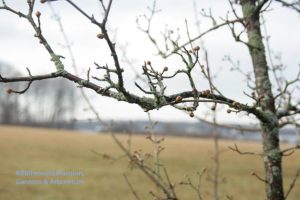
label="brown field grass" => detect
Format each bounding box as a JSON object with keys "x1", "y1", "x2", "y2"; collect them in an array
[{"x1": 0, "y1": 125, "x2": 299, "y2": 200}]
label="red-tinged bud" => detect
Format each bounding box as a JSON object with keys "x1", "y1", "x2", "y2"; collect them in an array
[
  {"x1": 97, "y1": 33, "x2": 105, "y2": 39},
  {"x1": 35, "y1": 11, "x2": 41, "y2": 18},
  {"x1": 202, "y1": 89, "x2": 210, "y2": 96},
  {"x1": 193, "y1": 46, "x2": 200, "y2": 51},
  {"x1": 175, "y1": 96, "x2": 183, "y2": 103},
  {"x1": 6, "y1": 88, "x2": 13, "y2": 94},
  {"x1": 146, "y1": 61, "x2": 151, "y2": 65}
]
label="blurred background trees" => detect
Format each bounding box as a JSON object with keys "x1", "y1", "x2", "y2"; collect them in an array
[{"x1": 0, "y1": 62, "x2": 77, "y2": 127}]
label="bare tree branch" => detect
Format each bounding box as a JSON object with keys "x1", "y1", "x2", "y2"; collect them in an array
[{"x1": 275, "y1": 0, "x2": 300, "y2": 13}]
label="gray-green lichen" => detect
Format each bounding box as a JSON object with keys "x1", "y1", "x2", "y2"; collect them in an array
[
  {"x1": 111, "y1": 92, "x2": 127, "y2": 101},
  {"x1": 55, "y1": 69, "x2": 67, "y2": 76},
  {"x1": 262, "y1": 110, "x2": 273, "y2": 120},
  {"x1": 263, "y1": 81, "x2": 272, "y2": 97},
  {"x1": 242, "y1": 2, "x2": 256, "y2": 18},
  {"x1": 248, "y1": 31, "x2": 265, "y2": 55},
  {"x1": 140, "y1": 96, "x2": 157, "y2": 108},
  {"x1": 272, "y1": 166, "x2": 281, "y2": 176},
  {"x1": 50, "y1": 53, "x2": 64, "y2": 72},
  {"x1": 78, "y1": 80, "x2": 88, "y2": 86},
  {"x1": 268, "y1": 149, "x2": 281, "y2": 161}
]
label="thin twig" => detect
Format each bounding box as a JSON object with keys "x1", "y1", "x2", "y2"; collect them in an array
[
  {"x1": 251, "y1": 172, "x2": 267, "y2": 183},
  {"x1": 123, "y1": 173, "x2": 141, "y2": 200},
  {"x1": 229, "y1": 144, "x2": 262, "y2": 156},
  {"x1": 285, "y1": 167, "x2": 300, "y2": 199}
]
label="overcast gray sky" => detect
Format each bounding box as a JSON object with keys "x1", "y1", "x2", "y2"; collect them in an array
[{"x1": 0, "y1": 0, "x2": 299, "y2": 124}]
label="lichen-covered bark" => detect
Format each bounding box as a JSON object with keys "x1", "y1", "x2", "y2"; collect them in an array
[{"x1": 241, "y1": 1, "x2": 284, "y2": 199}]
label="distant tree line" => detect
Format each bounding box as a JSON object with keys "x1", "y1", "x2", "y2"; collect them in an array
[{"x1": 0, "y1": 62, "x2": 77, "y2": 128}]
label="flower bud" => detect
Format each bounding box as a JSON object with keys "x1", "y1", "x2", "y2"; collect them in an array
[
  {"x1": 97, "y1": 33, "x2": 105, "y2": 39},
  {"x1": 35, "y1": 11, "x2": 41, "y2": 18},
  {"x1": 189, "y1": 112, "x2": 194, "y2": 118},
  {"x1": 175, "y1": 96, "x2": 183, "y2": 103},
  {"x1": 193, "y1": 46, "x2": 200, "y2": 51},
  {"x1": 202, "y1": 89, "x2": 210, "y2": 96},
  {"x1": 211, "y1": 105, "x2": 216, "y2": 111},
  {"x1": 6, "y1": 88, "x2": 13, "y2": 94},
  {"x1": 232, "y1": 101, "x2": 239, "y2": 108}
]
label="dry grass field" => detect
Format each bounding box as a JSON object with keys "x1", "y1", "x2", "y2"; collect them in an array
[{"x1": 0, "y1": 125, "x2": 299, "y2": 200}]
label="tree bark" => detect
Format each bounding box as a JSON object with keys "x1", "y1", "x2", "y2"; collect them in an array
[{"x1": 240, "y1": 1, "x2": 284, "y2": 200}]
